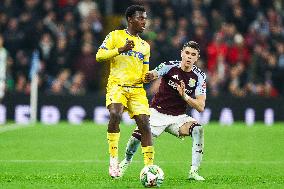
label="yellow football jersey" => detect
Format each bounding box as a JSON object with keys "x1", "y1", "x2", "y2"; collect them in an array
[{"x1": 96, "y1": 29, "x2": 150, "y2": 86}]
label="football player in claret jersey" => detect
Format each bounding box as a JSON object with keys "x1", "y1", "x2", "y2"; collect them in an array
[
  {"x1": 119, "y1": 41, "x2": 207, "y2": 180},
  {"x1": 96, "y1": 5, "x2": 154, "y2": 178}
]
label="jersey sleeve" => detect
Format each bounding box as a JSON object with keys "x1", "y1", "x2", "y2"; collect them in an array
[
  {"x1": 96, "y1": 31, "x2": 120, "y2": 62},
  {"x1": 154, "y1": 61, "x2": 179, "y2": 77},
  {"x1": 142, "y1": 47, "x2": 150, "y2": 83},
  {"x1": 195, "y1": 74, "x2": 207, "y2": 96}
]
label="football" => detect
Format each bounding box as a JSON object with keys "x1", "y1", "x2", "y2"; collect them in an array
[{"x1": 140, "y1": 165, "x2": 164, "y2": 187}]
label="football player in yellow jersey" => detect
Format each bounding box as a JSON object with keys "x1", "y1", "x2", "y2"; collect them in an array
[{"x1": 96, "y1": 5, "x2": 154, "y2": 178}]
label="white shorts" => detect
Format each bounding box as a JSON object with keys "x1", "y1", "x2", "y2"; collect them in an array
[{"x1": 149, "y1": 108, "x2": 196, "y2": 137}]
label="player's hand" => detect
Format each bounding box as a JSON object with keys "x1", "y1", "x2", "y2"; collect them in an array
[
  {"x1": 177, "y1": 80, "x2": 186, "y2": 97},
  {"x1": 144, "y1": 71, "x2": 155, "y2": 83},
  {"x1": 118, "y1": 39, "x2": 135, "y2": 53},
  {"x1": 144, "y1": 71, "x2": 158, "y2": 83}
]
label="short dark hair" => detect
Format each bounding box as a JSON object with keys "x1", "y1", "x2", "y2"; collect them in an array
[
  {"x1": 182, "y1": 41, "x2": 200, "y2": 54},
  {"x1": 125, "y1": 5, "x2": 145, "y2": 20}
]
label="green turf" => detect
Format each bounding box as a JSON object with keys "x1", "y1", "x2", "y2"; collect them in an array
[{"x1": 0, "y1": 122, "x2": 283, "y2": 188}]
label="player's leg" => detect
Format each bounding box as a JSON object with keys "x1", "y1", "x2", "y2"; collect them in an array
[
  {"x1": 134, "y1": 114, "x2": 154, "y2": 166},
  {"x1": 105, "y1": 84, "x2": 128, "y2": 178},
  {"x1": 179, "y1": 121, "x2": 205, "y2": 181},
  {"x1": 124, "y1": 128, "x2": 142, "y2": 162},
  {"x1": 119, "y1": 117, "x2": 166, "y2": 178},
  {"x1": 118, "y1": 128, "x2": 141, "y2": 177},
  {"x1": 127, "y1": 88, "x2": 155, "y2": 167},
  {"x1": 107, "y1": 103, "x2": 124, "y2": 178}
]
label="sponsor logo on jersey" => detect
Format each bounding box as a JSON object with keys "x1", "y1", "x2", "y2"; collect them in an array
[
  {"x1": 155, "y1": 63, "x2": 165, "y2": 72},
  {"x1": 168, "y1": 80, "x2": 178, "y2": 89},
  {"x1": 172, "y1": 74, "x2": 179, "y2": 80},
  {"x1": 188, "y1": 78, "x2": 196, "y2": 87},
  {"x1": 120, "y1": 50, "x2": 145, "y2": 60},
  {"x1": 168, "y1": 79, "x2": 192, "y2": 94},
  {"x1": 192, "y1": 65, "x2": 206, "y2": 79}
]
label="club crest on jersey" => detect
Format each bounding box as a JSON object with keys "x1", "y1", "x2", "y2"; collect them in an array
[
  {"x1": 172, "y1": 74, "x2": 179, "y2": 80},
  {"x1": 188, "y1": 78, "x2": 196, "y2": 87}
]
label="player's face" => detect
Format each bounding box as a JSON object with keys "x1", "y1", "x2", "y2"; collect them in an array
[
  {"x1": 181, "y1": 47, "x2": 199, "y2": 68},
  {"x1": 130, "y1": 11, "x2": 147, "y2": 33}
]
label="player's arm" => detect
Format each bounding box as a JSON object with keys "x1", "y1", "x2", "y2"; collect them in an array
[
  {"x1": 184, "y1": 93, "x2": 206, "y2": 113},
  {"x1": 177, "y1": 76, "x2": 207, "y2": 112},
  {"x1": 96, "y1": 32, "x2": 134, "y2": 62},
  {"x1": 144, "y1": 61, "x2": 177, "y2": 82},
  {"x1": 144, "y1": 70, "x2": 158, "y2": 83},
  {"x1": 142, "y1": 48, "x2": 150, "y2": 83}
]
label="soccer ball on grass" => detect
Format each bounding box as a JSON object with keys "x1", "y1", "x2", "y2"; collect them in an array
[{"x1": 140, "y1": 165, "x2": 164, "y2": 187}]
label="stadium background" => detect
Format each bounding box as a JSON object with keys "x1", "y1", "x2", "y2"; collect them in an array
[
  {"x1": 1, "y1": 1, "x2": 284, "y2": 188},
  {"x1": 1, "y1": 0, "x2": 284, "y2": 123}
]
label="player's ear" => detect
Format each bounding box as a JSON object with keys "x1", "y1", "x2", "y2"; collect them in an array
[{"x1": 127, "y1": 16, "x2": 132, "y2": 23}]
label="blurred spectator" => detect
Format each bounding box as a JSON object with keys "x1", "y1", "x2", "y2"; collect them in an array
[
  {"x1": 49, "y1": 36, "x2": 70, "y2": 77},
  {"x1": 69, "y1": 71, "x2": 86, "y2": 95},
  {"x1": 38, "y1": 32, "x2": 55, "y2": 69},
  {"x1": 73, "y1": 42, "x2": 101, "y2": 92},
  {"x1": 226, "y1": 33, "x2": 251, "y2": 66},
  {"x1": 0, "y1": 34, "x2": 8, "y2": 100},
  {"x1": 3, "y1": 18, "x2": 25, "y2": 57},
  {"x1": 273, "y1": 42, "x2": 284, "y2": 94},
  {"x1": 5, "y1": 57, "x2": 14, "y2": 92},
  {"x1": 77, "y1": 0, "x2": 98, "y2": 19},
  {"x1": 206, "y1": 32, "x2": 228, "y2": 74},
  {"x1": 209, "y1": 9, "x2": 224, "y2": 33},
  {"x1": 15, "y1": 72, "x2": 28, "y2": 94},
  {"x1": 87, "y1": 9, "x2": 103, "y2": 41},
  {"x1": 228, "y1": 4, "x2": 248, "y2": 33},
  {"x1": 14, "y1": 50, "x2": 29, "y2": 78},
  {"x1": 224, "y1": 63, "x2": 247, "y2": 97},
  {"x1": 192, "y1": 25, "x2": 209, "y2": 59},
  {"x1": 47, "y1": 68, "x2": 71, "y2": 95}
]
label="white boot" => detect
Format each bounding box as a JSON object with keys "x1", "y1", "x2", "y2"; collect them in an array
[
  {"x1": 188, "y1": 170, "x2": 205, "y2": 181},
  {"x1": 118, "y1": 158, "x2": 131, "y2": 178},
  {"x1": 109, "y1": 157, "x2": 120, "y2": 178}
]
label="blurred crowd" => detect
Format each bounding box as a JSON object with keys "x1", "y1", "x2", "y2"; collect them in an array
[
  {"x1": 1, "y1": 0, "x2": 103, "y2": 96},
  {"x1": 1, "y1": 0, "x2": 284, "y2": 97}
]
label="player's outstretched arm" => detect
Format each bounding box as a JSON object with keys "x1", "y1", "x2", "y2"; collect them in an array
[
  {"x1": 144, "y1": 70, "x2": 158, "y2": 83},
  {"x1": 177, "y1": 80, "x2": 206, "y2": 112}
]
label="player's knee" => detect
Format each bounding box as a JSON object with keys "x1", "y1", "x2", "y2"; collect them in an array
[
  {"x1": 135, "y1": 118, "x2": 151, "y2": 133},
  {"x1": 109, "y1": 111, "x2": 123, "y2": 123},
  {"x1": 194, "y1": 123, "x2": 202, "y2": 130},
  {"x1": 188, "y1": 122, "x2": 202, "y2": 136},
  {"x1": 139, "y1": 124, "x2": 151, "y2": 134}
]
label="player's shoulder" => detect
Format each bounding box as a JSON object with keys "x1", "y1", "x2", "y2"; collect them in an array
[
  {"x1": 141, "y1": 39, "x2": 150, "y2": 48},
  {"x1": 163, "y1": 60, "x2": 181, "y2": 66},
  {"x1": 192, "y1": 65, "x2": 206, "y2": 79},
  {"x1": 155, "y1": 60, "x2": 180, "y2": 72},
  {"x1": 106, "y1": 29, "x2": 125, "y2": 37},
  {"x1": 109, "y1": 29, "x2": 122, "y2": 35}
]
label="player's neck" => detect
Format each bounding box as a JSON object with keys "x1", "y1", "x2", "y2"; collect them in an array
[
  {"x1": 181, "y1": 65, "x2": 192, "y2": 72},
  {"x1": 126, "y1": 28, "x2": 139, "y2": 37}
]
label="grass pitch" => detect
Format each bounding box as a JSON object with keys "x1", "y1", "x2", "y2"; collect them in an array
[{"x1": 0, "y1": 122, "x2": 283, "y2": 189}]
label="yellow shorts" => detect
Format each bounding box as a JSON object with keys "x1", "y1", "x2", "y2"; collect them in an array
[{"x1": 106, "y1": 83, "x2": 150, "y2": 118}]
